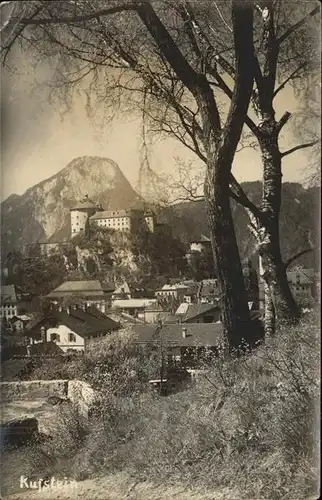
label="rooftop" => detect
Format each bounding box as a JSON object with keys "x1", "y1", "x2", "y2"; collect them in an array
[
  {"x1": 46, "y1": 280, "x2": 106, "y2": 298},
  {"x1": 182, "y1": 303, "x2": 220, "y2": 323},
  {"x1": 90, "y1": 209, "x2": 134, "y2": 220},
  {"x1": 157, "y1": 284, "x2": 189, "y2": 291},
  {"x1": 0, "y1": 285, "x2": 32, "y2": 304},
  {"x1": 112, "y1": 282, "x2": 131, "y2": 296},
  {"x1": 132, "y1": 323, "x2": 224, "y2": 347},
  {"x1": 191, "y1": 235, "x2": 211, "y2": 243},
  {"x1": 1, "y1": 285, "x2": 17, "y2": 303},
  {"x1": 28, "y1": 308, "x2": 120, "y2": 339},
  {"x1": 112, "y1": 298, "x2": 157, "y2": 309},
  {"x1": 156, "y1": 312, "x2": 181, "y2": 324},
  {"x1": 8, "y1": 315, "x2": 32, "y2": 324},
  {"x1": 176, "y1": 303, "x2": 189, "y2": 315},
  {"x1": 287, "y1": 269, "x2": 314, "y2": 285}
]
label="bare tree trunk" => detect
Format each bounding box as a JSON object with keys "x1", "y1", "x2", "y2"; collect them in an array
[
  {"x1": 264, "y1": 281, "x2": 275, "y2": 336},
  {"x1": 205, "y1": 167, "x2": 252, "y2": 351},
  {"x1": 258, "y1": 128, "x2": 301, "y2": 327}
]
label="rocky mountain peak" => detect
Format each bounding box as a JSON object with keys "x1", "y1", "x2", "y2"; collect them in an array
[{"x1": 1, "y1": 156, "x2": 143, "y2": 255}]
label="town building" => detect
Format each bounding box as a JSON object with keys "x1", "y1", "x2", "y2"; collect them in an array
[
  {"x1": 70, "y1": 195, "x2": 170, "y2": 238},
  {"x1": 144, "y1": 210, "x2": 156, "y2": 233},
  {"x1": 132, "y1": 323, "x2": 223, "y2": 370},
  {"x1": 27, "y1": 307, "x2": 120, "y2": 353},
  {"x1": 180, "y1": 303, "x2": 221, "y2": 323},
  {"x1": 111, "y1": 298, "x2": 158, "y2": 319},
  {"x1": 111, "y1": 281, "x2": 132, "y2": 300},
  {"x1": 70, "y1": 194, "x2": 102, "y2": 237},
  {"x1": 46, "y1": 280, "x2": 113, "y2": 312},
  {"x1": 155, "y1": 312, "x2": 181, "y2": 324},
  {"x1": 8, "y1": 315, "x2": 33, "y2": 333},
  {"x1": 0, "y1": 285, "x2": 34, "y2": 324},
  {"x1": 189, "y1": 235, "x2": 212, "y2": 254},
  {"x1": 155, "y1": 283, "x2": 189, "y2": 301},
  {"x1": 258, "y1": 268, "x2": 316, "y2": 309},
  {"x1": 197, "y1": 279, "x2": 220, "y2": 304},
  {"x1": 89, "y1": 209, "x2": 143, "y2": 234},
  {"x1": 287, "y1": 268, "x2": 315, "y2": 306},
  {"x1": 143, "y1": 303, "x2": 164, "y2": 323}
]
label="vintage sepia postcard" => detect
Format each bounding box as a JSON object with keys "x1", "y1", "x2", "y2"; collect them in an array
[{"x1": 0, "y1": 1, "x2": 320, "y2": 499}]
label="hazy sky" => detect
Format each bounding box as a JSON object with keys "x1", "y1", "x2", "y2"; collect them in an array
[{"x1": 0, "y1": 48, "x2": 313, "y2": 202}]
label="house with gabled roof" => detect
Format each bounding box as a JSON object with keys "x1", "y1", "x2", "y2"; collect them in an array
[
  {"x1": 8, "y1": 315, "x2": 33, "y2": 333},
  {"x1": 111, "y1": 281, "x2": 132, "y2": 300},
  {"x1": 46, "y1": 280, "x2": 113, "y2": 312},
  {"x1": 287, "y1": 268, "x2": 315, "y2": 306},
  {"x1": 181, "y1": 303, "x2": 221, "y2": 323},
  {"x1": 197, "y1": 279, "x2": 220, "y2": 304},
  {"x1": 132, "y1": 322, "x2": 223, "y2": 369},
  {"x1": 155, "y1": 283, "x2": 189, "y2": 301},
  {"x1": 27, "y1": 306, "x2": 120, "y2": 353},
  {"x1": 111, "y1": 298, "x2": 158, "y2": 319},
  {"x1": 189, "y1": 235, "x2": 212, "y2": 254}
]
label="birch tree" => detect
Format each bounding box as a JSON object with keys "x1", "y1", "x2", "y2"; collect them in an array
[{"x1": 140, "y1": 0, "x2": 320, "y2": 334}]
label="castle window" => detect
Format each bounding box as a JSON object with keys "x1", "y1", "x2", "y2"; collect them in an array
[{"x1": 69, "y1": 332, "x2": 76, "y2": 342}]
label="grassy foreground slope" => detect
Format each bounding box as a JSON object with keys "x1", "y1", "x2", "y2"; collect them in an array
[{"x1": 3, "y1": 311, "x2": 320, "y2": 500}]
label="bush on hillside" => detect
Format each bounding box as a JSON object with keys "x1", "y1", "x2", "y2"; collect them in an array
[
  {"x1": 25, "y1": 312, "x2": 320, "y2": 499},
  {"x1": 27, "y1": 329, "x2": 160, "y2": 394}
]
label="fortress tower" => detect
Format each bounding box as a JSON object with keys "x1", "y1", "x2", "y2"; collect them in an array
[
  {"x1": 144, "y1": 209, "x2": 156, "y2": 233},
  {"x1": 70, "y1": 195, "x2": 99, "y2": 238}
]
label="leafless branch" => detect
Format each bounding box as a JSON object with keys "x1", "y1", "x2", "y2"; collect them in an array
[
  {"x1": 18, "y1": 3, "x2": 139, "y2": 26},
  {"x1": 285, "y1": 247, "x2": 317, "y2": 269},
  {"x1": 281, "y1": 140, "x2": 319, "y2": 158},
  {"x1": 277, "y1": 5, "x2": 320, "y2": 44},
  {"x1": 276, "y1": 111, "x2": 291, "y2": 133},
  {"x1": 229, "y1": 174, "x2": 263, "y2": 223},
  {"x1": 273, "y1": 62, "x2": 308, "y2": 97}
]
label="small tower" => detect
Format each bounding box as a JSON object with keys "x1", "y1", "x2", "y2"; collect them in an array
[
  {"x1": 144, "y1": 209, "x2": 156, "y2": 233},
  {"x1": 70, "y1": 194, "x2": 98, "y2": 238}
]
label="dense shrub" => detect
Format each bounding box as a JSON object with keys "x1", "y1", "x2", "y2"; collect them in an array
[{"x1": 23, "y1": 312, "x2": 321, "y2": 498}]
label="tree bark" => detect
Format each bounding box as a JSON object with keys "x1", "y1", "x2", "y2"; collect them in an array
[
  {"x1": 263, "y1": 281, "x2": 275, "y2": 337},
  {"x1": 205, "y1": 167, "x2": 253, "y2": 351},
  {"x1": 258, "y1": 126, "x2": 301, "y2": 329}
]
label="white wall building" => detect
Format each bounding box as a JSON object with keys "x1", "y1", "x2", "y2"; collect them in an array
[
  {"x1": 189, "y1": 235, "x2": 212, "y2": 253},
  {"x1": 46, "y1": 324, "x2": 85, "y2": 353},
  {"x1": 155, "y1": 284, "x2": 189, "y2": 300},
  {"x1": 89, "y1": 209, "x2": 143, "y2": 233},
  {"x1": 70, "y1": 195, "x2": 100, "y2": 237},
  {"x1": 144, "y1": 210, "x2": 156, "y2": 233}
]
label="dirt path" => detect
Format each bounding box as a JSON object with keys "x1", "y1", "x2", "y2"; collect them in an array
[{"x1": 4, "y1": 472, "x2": 239, "y2": 500}]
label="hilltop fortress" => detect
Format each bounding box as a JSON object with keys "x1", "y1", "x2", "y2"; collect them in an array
[{"x1": 70, "y1": 195, "x2": 170, "y2": 238}]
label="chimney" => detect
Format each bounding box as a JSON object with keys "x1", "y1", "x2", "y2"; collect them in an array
[
  {"x1": 67, "y1": 306, "x2": 71, "y2": 315},
  {"x1": 182, "y1": 327, "x2": 187, "y2": 339},
  {"x1": 40, "y1": 326, "x2": 46, "y2": 343},
  {"x1": 58, "y1": 305, "x2": 63, "y2": 312}
]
